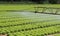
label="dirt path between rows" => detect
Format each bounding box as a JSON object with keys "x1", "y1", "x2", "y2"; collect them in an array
[
  {"x1": 0, "y1": 34, "x2": 7, "y2": 36},
  {"x1": 46, "y1": 33, "x2": 60, "y2": 36}
]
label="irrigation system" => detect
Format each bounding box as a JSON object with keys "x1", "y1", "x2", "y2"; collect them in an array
[{"x1": 34, "y1": 7, "x2": 60, "y2": 15}]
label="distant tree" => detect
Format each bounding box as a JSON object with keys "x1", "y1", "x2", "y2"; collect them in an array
[
  {"x1": 0, "y1": 0, "x2": 60, "y2": 4},
  {"x1": 49, "y1": 0, "x2": 60, "y2": 4},
  {"x1": 32, "y1": 0, "x2": 45, "y2": 4}
]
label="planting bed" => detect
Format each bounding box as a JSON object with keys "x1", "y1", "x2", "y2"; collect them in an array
[{"x1": 0, "y1": 12, "x2": 60, "y2": 36}]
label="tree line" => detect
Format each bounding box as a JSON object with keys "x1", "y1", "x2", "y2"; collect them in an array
[{"x1": 0, "y1": 0, "x2": 60, "y2": 4}]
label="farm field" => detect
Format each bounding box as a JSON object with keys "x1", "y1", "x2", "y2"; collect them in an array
[
  {"x1": 0, "y1": 11, "x2": 60, "y2": 36},
  {"x1": 0, "y1": 4, "x2": 60, "y2": 11},
  {"x1": 0, "y1": 4, "x2": 60, "y2": 36}
]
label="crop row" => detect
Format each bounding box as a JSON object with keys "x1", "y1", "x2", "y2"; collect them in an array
[
  {"x1": 0, "y1": 17, "x2": 60, "y2": 27},
  {"x1": 0, "y1": 21, "x2": 60, "y2": 34},
  {"x1": 7, "y1": 25, "x2": 60, "y2": 36}
]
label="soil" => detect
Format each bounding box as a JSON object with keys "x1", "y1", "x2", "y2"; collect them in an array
[
  {"x1": 0, "y1": 34, "x2": 7, "y2": 36},
  {"x1": 46, "y1": 33, "x2": 60, "y2": 36}
]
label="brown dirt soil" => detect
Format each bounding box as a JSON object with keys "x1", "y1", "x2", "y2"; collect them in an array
[
  {"x1": 0, "y1": 34, "x2": 7, "y2": 36},
  {"x1": 47, "y1": 35, "x2": 54, "y2": 36},
  {"x1": 46, "y1": 33, "x2": 60, "y2": 36}
]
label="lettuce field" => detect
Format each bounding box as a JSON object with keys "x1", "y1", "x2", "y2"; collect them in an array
[
  {"x1": 0, "y1": 12, "x2": 60, "y2": 36},
  {"x1": 0, "y1": 4, "x2": 60, "y2": 36}
]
